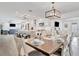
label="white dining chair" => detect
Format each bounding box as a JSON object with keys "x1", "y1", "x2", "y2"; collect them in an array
[{"x1": 61, "y1": 33, "x2": 71, "y2": 56}]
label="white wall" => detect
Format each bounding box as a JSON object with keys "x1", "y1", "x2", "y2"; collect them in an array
[
  {"x1": 35, "y1": 18, "x2": 63, "y2": 33},
  {"x1": 0, "y1": 19, "x2": 24, "y2": 31},
  {"x1": 2, "y1": 23, "x2": 9, "y2": 30},
  {"x1": 62, "y1": 17, "x2": 79, "y2": 34},
  {"x1": 56, "y1": 10, "x2": 79, "y2": 34},
  {"x1": 2, "y1": 22, "x2": 22, "y2": 31},
  {"x1": 36, "y1": 18, "x2": 50, "y2": 30},
  {"x1": 0, "y1": 10, "x2": 79, "y2": 34}
]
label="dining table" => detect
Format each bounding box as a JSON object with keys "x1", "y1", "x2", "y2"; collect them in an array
[{"x1": 25, "y1": 37, "x2": 63, "y2": 56}]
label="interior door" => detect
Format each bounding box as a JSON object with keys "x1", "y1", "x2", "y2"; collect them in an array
[{"x1": 71, "y1": 23, "x2": 78, "y2": 35}]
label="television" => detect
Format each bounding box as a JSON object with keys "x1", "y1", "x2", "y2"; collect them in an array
[
  {"x1": 54, "y1": 22, "x2": 59, "y2": 27},
  {"x1": 10, "y1": 24, "x2": 16, "y2": 27}
]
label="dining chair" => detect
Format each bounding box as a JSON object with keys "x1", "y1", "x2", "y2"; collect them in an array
[
  {"x1": 68, "y1": 33, "x2": 79, "y2": 56},
  {"x1": 14, "y1": 35, "x2": 31, "y2": 56},
  {"x1": 61, "y1": 33, "x2": 71, "y2": 56}
]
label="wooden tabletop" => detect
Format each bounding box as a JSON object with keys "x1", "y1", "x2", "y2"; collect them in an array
[{"x1": 25, "y1": 38, "x2": 63, "y2": 56}]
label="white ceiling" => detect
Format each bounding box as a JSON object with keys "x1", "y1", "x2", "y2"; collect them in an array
[{"x1": 0, "y1": 2, "x2": 79, "y2": 18}]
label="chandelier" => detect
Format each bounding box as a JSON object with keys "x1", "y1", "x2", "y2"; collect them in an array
[{"x1": 45, "y1": 2, "x2": 61, "y2": 19}]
